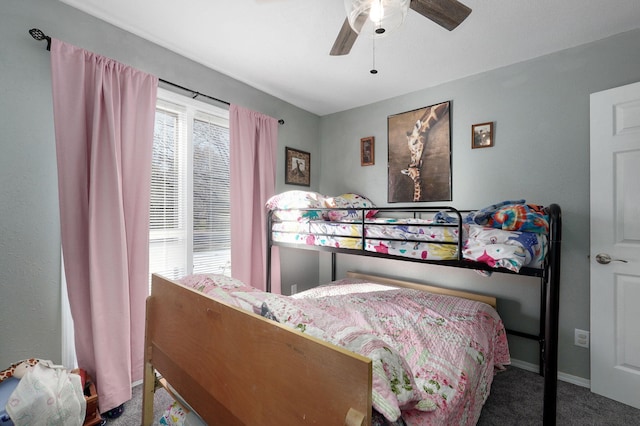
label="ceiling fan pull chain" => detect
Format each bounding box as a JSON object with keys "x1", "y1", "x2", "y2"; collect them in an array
[{"x1": 370, "y1": 32, "x2": 378, "y2": 74}]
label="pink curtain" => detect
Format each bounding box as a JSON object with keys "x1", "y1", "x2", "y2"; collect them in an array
[
  {"x1": 230, "y1": 105, "x2": 281, "y2": 293},
  {"x1": 50, "y1": 39, "x2": 158, "y2": 413}
]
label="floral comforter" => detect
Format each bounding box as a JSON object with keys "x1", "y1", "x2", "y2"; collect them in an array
[
  {"x1": 271, "y1": 219, "x2": 546, "y2": 272},
  {"x1": 268, "y1": 194, "x2": 550, "y2": 273},
  {"x1": 272, "y1": 218, "x2": 460, "y2": 261},
  {"x1": 177, "y1": 275, "x2": 511, "y2": 426}
]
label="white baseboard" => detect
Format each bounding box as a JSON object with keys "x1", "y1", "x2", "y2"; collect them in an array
[{"x1": 509, "y1": 358, "x2": 591, "y2": 388}]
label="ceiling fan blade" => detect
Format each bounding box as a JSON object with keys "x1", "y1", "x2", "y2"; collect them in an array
[
  {"x1": 329, "y1": 14, "x2": 367, "y2": 56},
  {"x1": 330, "y1": 18, "x2": 358, "y2": 56},
  {"x1": 410, "y1": 0, "x2": 471, "y2": 31}
]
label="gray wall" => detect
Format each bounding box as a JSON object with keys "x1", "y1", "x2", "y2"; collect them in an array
[
  {"x1": 4, "y1": 0, "x2": 640, "y2": 382},
  {"x1": 318, "y1": 29, "x2": 640, "y2": 380},
  {"x1": 0, "y1": 0, "x2": 321, "y2": 367}
]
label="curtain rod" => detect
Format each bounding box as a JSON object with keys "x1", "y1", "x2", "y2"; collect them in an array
[{"x1": 28, "y1": 28, "x2": 284, "y2": 125}]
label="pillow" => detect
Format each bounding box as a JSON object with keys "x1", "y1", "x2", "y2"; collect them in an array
[
  {"x1": 265, "y1": 190, "x2": 327, "y2": 210},
  {"x1": 463, "y1": 199, "x2": 526, "y2": 226},
  {"x1": 325, "y1": 193, "x2": 378, "y2": 221},
  {"x1": 293, "y1": 278, "x2": 396, "y2": 299},
  {"x1": 265, "y1": 190, "x2": 327, "y2": 221},
  {"x1": 179, "y1": 274, "x2": 248, "y2": 292},
  {"x1": 178, "y1": 274, "x2": 260, "y2": 311},
  {"x1": 488, "y1": 203, "x2": 549, "y2": 233}
]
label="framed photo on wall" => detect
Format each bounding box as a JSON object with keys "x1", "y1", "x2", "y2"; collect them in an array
[
  {"x1": 387, "y1": 101, "x2": 452, "y2": 202},
  {"x1": 360, "y1": 136, "x2": 375, "y2": 166},
  {"x1": 471, "y1": 122, "x2": 494, "y2": 149},
  {"x1": 285, "y1": 147, "x2": 310, "y2": 186}
]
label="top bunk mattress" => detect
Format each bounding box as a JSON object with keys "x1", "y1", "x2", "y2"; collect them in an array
[{"x1": 267, "y1": 192, "x2": 550, "y2": 273}]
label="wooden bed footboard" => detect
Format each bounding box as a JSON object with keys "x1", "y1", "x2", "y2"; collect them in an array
[{"x1": 142, "y1": 274, "x2": 373, "y2": 426}]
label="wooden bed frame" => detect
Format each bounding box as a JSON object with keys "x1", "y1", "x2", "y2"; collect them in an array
[{"x1": 141, "y1": 272, "x2": 497, "y2": 425}]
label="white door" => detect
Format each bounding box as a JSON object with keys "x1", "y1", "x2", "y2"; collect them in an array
[{"x1": 590, "y1": 81, "x2": 640, "y2": 409}]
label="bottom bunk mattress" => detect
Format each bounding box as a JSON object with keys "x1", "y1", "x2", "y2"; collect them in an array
[{"x1": 166, "y1": 274, "x2": 510, "y2": 426}]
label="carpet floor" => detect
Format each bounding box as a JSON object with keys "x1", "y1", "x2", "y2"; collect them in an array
[
  {"x1": 477, "y1": 367, "x2": 639, "y2": 425},
  {"x1": 106, "y1": 366, "x2": 639, "y2": 425}
]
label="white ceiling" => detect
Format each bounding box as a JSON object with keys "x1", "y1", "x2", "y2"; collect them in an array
[{"x1": 60, "y1": 0, "x2": 640, "y2": 116}]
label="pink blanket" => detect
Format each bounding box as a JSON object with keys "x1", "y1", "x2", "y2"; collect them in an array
[
  {"x1": 179, "y1": 275, "x2": 510, "y2": 425},
  {"x1": 293, "y1": 280, "x2": 510, "y2": 425}
]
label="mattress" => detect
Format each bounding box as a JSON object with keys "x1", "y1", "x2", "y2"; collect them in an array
[
  {"x1": 272, "y1": 217, "x2": 547, "y2": 272},
  {"x1": 266, "y1": 193, "x2": 550, "y2": 273},
  {"x1": 273, "y1": 217, "x2": 459, "y2": 259}
]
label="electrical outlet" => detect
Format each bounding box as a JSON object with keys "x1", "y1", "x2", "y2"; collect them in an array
[
  {"x1": 574, "y1": 329, "x2": 590, "y2": 348},
  {"x1": 291, "y1": 284, "x2": 298, "y2": 295}
]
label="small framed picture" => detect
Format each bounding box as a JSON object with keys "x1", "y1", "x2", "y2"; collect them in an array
[
  {"x1": 361, "y1": 136, "x2": 375, "y2": 166},
  {"x1": 285, "y1": 147, "x2": 310, "y2": 186},
  {"x1": 472, "y1": 122, "x2": 494, "y2": 149}
]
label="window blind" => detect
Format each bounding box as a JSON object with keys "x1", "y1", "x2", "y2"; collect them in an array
[
  {"x1": 192, "y1": 114, "x2": 231, "y2": 275},
  {"x1": 150, "y1": 89, "x2": 230, "y2": 284}
]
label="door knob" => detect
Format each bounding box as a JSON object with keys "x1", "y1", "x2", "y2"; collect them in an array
[{"x1": 595, "y1": 253, "x2": 628, "y2": 264}]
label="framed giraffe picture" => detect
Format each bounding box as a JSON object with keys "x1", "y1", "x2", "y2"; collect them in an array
[
  {"x1": 285, "y1": 146, "x2": 310, "y2": 186},
  {"x1": 387, "y1": 101, "x2": 452, "y2": 202}
]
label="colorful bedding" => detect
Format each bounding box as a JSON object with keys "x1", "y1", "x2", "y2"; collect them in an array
[
  {"x1": 272, "y1": 218, "x2": 460, "y2": 261},
  {"x1": 267, "y1": 192, "x2": 549, "y2": 272},
  {"x1": 176, "y1": 274, "x2": 510, "y2": 426},
  {"x1": 271, "y1": 219, "x2": 546, "y2": 272}
]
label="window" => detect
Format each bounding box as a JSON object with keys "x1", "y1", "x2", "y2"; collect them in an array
[{"x1": 149, "y1": 88, "x2": 230, "y2": 283}]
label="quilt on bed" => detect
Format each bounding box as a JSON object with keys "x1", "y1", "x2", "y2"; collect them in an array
[
  {"x1": 268, "y1": 191, "x2": 549, "y2": 272},
  {"x1": 176, "y1": 274, "x2": 510, "y2": 426},
  {"x1": 272, "y1": 218, "x2": 460, "y2": 261},
  {"x1": 292, "y1": 279, "x2": 510, "y2": 425}
]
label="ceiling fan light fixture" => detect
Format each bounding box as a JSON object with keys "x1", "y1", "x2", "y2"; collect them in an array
[{"x1": 344, "y1": 0, "x2": 410, "y2": 36}]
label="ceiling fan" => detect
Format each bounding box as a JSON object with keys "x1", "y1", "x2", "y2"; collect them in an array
[{"x1": 330, "y1": 0, "x2": 471, "y2": 56}]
